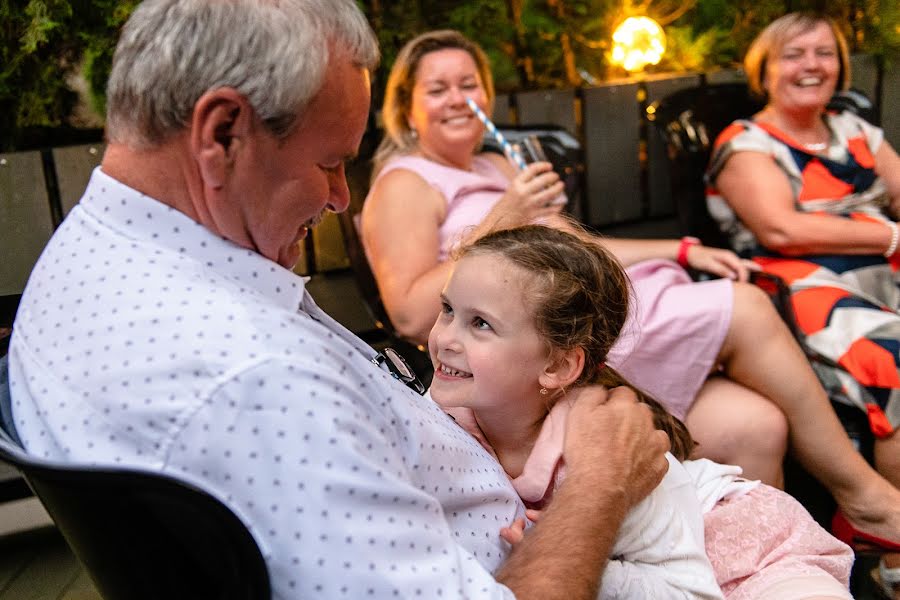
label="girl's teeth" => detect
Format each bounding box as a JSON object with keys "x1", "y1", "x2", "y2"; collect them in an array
[{"x1": 441, "y1": 365, "x2": 468, "y2": 377}]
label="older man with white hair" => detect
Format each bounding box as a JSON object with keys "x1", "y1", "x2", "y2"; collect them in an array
[{"x1": 7, "y1": 1, "x2": 669, "y2": 598}]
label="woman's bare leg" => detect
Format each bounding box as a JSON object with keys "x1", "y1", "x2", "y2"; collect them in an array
[
  {"x1": 875, "y1": 433, "x2": 900, "y2": 488},
  {"x1": 719, "y1": 282, "x2": 900, "y2": 540},
  {"x1": 686, "y1": 375, "x2": 788, "y2": 487}
]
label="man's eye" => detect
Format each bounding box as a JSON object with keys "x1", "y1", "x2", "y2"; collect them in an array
[
  {"x1": 321, "y1": 162, "x2": 343, "y2": 174},
  {"x1": 472, "y1": 317, "x2": 491, "y2": 331},
  {"x1": 441, "y1": 302, "x2": 453, "y2": 316}
]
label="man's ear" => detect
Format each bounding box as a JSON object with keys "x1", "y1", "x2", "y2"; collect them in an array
[
  {"x1": 539, "y1": 347, "x2": 585, "y2": 392},
  {"x1": 191, "y1": 88, "x2": 253, "y2": 190}
]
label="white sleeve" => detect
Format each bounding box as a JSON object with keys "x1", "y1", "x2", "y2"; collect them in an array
[
  {"x1": 598, "y1": 455, "x2": 723, "y2": 600},
  {"x1": 165, "y1": 357, "x2": 516, "y2": 600}
]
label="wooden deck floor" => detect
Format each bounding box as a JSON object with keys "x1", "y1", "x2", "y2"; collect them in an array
[{"x1": 0, "y1": 499, "x2": 100, "y2": 600}]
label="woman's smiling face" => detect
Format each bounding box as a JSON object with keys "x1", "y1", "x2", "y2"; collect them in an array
[
  {"x1": 764, "y1": 21, "x2": 840, "y2": 114},
  {"x1": 408, "y1": 48, "x2": 488, "y2": 162}
]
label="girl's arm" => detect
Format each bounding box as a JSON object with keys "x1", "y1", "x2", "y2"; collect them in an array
[{"x1": 714, "y1": 151, "x2": 896, "y2": 256}]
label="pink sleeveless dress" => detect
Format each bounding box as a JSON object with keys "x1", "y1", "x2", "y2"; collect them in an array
[{"x1": 370, "y1": 155, "x2": 734, "y2": 419}]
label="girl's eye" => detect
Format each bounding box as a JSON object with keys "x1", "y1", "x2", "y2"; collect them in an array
[
  {"x1": 441, "y1": 302, "x2": 453, "y2": 316},
  {"x1": 817, "y1": 48, "x2": 836, "y2": 57},
  {"x1": 472, "y1": 317, "x2": 491, "y2": 331}
]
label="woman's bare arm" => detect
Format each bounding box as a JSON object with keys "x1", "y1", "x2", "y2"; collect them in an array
[
  {"x1": 715, "y1": 151, "x2": 895, "y2": 256},
  {"x1": 361, "y1": 169, "x2": 453, "y2": 343},
  {"x1": 875, "y1": 141, "x2": 900, "y2": 218}
]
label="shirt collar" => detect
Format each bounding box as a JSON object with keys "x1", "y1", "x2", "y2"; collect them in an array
[{"x1": 78, "y1": 167, "x2": 307, "y2": 312}]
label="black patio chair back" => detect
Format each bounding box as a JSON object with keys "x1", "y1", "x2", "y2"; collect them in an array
[
  {"x1": 0, "y1": 355, "x2": 271, "y2": 600},
  {"x1": 647, "y1": 82, "x2": 764, "y2": 248}
]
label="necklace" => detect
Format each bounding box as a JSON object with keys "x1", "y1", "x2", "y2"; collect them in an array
[{"x1": 803, "y1": 141, "x2": 828, "y2": 152}]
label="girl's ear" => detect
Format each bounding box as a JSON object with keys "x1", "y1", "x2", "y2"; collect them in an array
[{"x1": 539, "y1": 347, "x2": 584, "y2": 392}]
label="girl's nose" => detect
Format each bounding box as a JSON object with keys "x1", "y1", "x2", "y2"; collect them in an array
[{"x1": 434, "y1": 320, "x2": 461, "y2": 352}]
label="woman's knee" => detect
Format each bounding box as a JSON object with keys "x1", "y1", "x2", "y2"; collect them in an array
[
  {"x1": 687, "y1": 377, "x2": 789, "y2": 460},
  {"x1": 731, "y1": 281, "x2": 781, "y2": 326}
]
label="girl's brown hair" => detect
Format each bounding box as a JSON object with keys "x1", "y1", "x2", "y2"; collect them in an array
[{"x1": 459, "y1": 224, "x2": 696, "y2": 461}]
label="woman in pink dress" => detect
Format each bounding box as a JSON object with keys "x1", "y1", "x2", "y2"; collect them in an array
[{"x1": 360, "y1": 29, "x2": 900, "y2": 545}]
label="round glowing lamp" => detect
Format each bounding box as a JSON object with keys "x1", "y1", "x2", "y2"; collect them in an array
[{"x1": 611, "y1": 16, "x2": 666, "y2": 73}]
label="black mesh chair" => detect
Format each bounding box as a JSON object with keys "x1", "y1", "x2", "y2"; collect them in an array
[
  {"x1": 647, "y1": 82, "x2": 764, "y2": 248},
  {"x1": 0, "y1": 355, "x2": 271, "y2": 600}
]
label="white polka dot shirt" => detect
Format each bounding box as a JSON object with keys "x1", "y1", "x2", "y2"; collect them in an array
[{"x1": 9, "y1": 168, "x2": 520, "y2": 599}]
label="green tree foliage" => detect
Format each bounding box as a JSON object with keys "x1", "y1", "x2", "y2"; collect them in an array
[
  {"x1": 360, "y1": 0, "x2": 517, "y2": 98},
  {"x1": 0, "y1": 0, "x2": 136, "y2": 148},
  {"x1": 1, "y1": 0, "x2": 897, "y2": 145}
]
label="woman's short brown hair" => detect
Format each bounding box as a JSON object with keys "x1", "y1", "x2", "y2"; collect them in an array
[{"x1": 744, "y1": 12, "x2": 850, "y2": 100}]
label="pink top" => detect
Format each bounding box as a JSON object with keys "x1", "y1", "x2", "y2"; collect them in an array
[{"x1": 374, "y1": 155, "x2": 509, "y2": 261}]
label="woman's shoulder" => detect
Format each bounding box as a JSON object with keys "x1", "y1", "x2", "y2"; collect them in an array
[
  {"x1": 826, "y1": 110, "x2": 883, "y2": 148},
  {"x1": 712, "y1": 118, "x2": 774, "y2": 153}
]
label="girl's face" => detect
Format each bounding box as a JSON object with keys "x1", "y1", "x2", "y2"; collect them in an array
[
  {"x1": 764, "y1": 21, "x2": 840, "y2": 114},
  {"x1": 408, "y1": 48, "x2": 488, "y2": 161},
  {"x1": 428, "y1": 253, "x2": 550, "y2": 416}
]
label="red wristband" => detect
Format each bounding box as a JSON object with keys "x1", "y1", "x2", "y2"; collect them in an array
[{"x1": 677, "y1": 236, "x2": 700, "y2": 268}]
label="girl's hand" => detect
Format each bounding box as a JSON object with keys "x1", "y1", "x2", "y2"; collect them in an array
[
  {"x1": 499, "y1": 509, "x2": 543, "y2": 545},
  {"x1": 685, "y1": 244, "x2": 760, "y2": 282},
  {"x1": 491, "y1": 162, "x2": 566, "y2": 227}
]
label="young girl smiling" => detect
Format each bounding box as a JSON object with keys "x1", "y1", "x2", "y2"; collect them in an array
[{"x1": 428, "y1": 224, "x2": 853, "y2": 599}]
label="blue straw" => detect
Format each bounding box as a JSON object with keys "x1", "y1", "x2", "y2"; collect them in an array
[{"x1": 465, "y1": 98, "x2": 527, "y2": 170}]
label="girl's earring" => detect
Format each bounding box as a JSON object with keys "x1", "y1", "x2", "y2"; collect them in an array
[
  {"x1": 539, "y1": 387, "x2": 549, "y2": 396},
  {"x1": 409, "y1": 127, "x2": 418, "y2": 140}
]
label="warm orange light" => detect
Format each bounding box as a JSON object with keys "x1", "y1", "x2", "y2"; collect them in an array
[{"x1": 611, "y1": 16, "x2": 666, "y2": 73}]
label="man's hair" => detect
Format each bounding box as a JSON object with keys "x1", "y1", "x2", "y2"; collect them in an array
[
  {"x1": 105, "y1": 0, "x2": 379, "y2": 148},
  {"x1": 372, "y1": 29, "x2": 494, "y2": 177},
  {"x1": 459, "y1": 224, "x2": 696, "y2": 461},
  {"x1": 744, "y1": 12, "x2": 850, "y2": 100}
]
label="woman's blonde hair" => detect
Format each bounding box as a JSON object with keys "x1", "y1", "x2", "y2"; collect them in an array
[
  {"x1": 744, "y1": 12, "x2": 850, "y2": 100},
  {"x1": 372, "y1": 29, "x2": 495, "y2": 178}
]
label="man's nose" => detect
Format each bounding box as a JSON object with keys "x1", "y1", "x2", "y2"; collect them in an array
[{"x1": 328, "y1": 172, "x2": 351, "y2": 213}]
